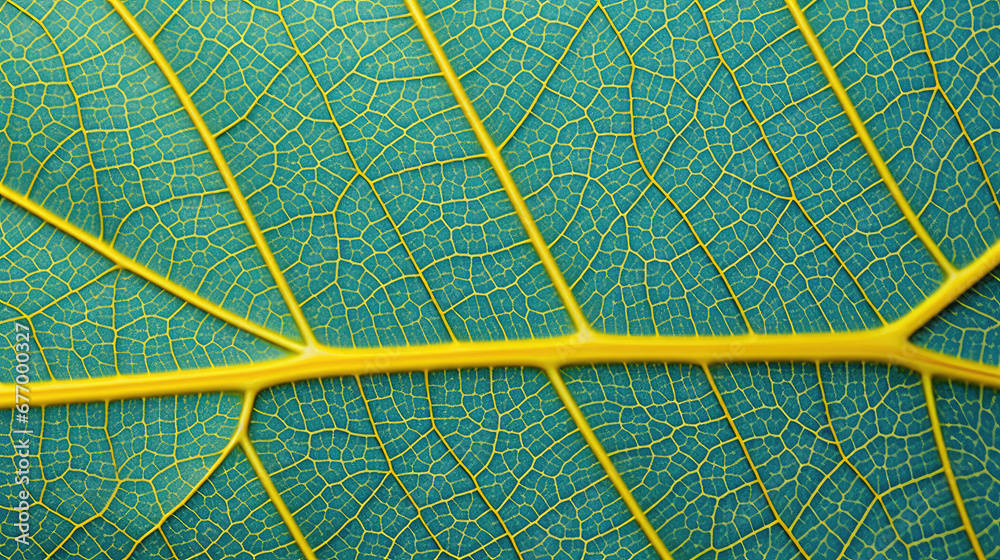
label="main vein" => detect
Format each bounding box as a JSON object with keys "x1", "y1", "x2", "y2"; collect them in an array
[
  {"x1": 13, "y1": 329, "x2": 1000, "y2": 408},
  {"x1": 783, "y1": 0, "x2": 957, "y2": 278},
  {"x1": 106, "y1": 0, "x2": 317, "y2": 347},
  {"x1": 402, "y1": 0, "x2": 591, "y2": 333}
]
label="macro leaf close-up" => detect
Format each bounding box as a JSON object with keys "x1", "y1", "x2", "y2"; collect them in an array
[{"x1": 1, "y1": 0, "x2": 999, "y2": 557}]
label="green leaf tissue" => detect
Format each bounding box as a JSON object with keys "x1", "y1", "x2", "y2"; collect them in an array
[{"x1": 1, "y1": 0, "x2": 999, "y2": 557}]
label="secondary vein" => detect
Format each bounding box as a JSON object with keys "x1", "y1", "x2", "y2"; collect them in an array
[
  {"x1": 402, "y1": 0, "x2": 591, "y2": 333},
  {"x1": 921, "y1": 373, "x2": 987, "y2": 560},
  {"x1": 784, "y1": 0, "x2": 957, "y2": 278},
  {"x1": 241, "y1": 430, "x2": 321, "y2": 560},
  {"x1": 0, "y1": 183, "x2": 303, "y2": 353},
  {"x1": 106, "y1": 0, "x2": 317, "y2": 347},
  {"x1": 545, "y1": 366, "x2": 675, "y2": 560}
]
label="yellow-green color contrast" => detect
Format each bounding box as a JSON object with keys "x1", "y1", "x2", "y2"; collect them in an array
[{"x1": 1, "y1": 0, "x2": 1000, "y2": 557}]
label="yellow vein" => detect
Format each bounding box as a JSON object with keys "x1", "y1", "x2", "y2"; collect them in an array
[
  {"x1": 159, "y1": 527, "x2": 182, "y2": 560},
  {"x1": 213, "y1": 53, "x2": 298, "y2": 140},
  {"x1": 26, "y1": 269, "x2": 112, "y2": 321},
  {"x1": 240, "y1": 430, "x2": 320, "y2": 560},
  {"x1": 10, "y1": 233, "x2": 1000, "y2": 402},
  {"x1": 46, "y1": 484, "x2": 128, "y2": 559},
  {"x1": 544, "y1": 366, "x2": 674, "y2": 560},
  {"x1": 11, "y1": 329, "x2": 1000, "y2": 408},
  {"x1": 31, "y1": 319, "x2": 56, "y2": 383},
  {"x1": 106, "y1": 0, "x2": 317, "y2": 347},
  {"x1": 52, "y1": 392, "x2": 242, "y2": 560},
  {"x1": 356, "y1": 171, "x2": 460, "y2": 342},
  {"x1": 784, "y1": 0, "x2": 956, "y2": 277},
  {"x1": 151, "y1": 0, "x2": 189, "y2": 39},
  {"x1": 891, "y1": 235, "x2": 1000, "y2": 336},
  {"x1": 831, "y1": 502, "x2": 878, "y2": 560},
  {"x1": 0, "y1": 182, "x2": 302, "y2": 352},
  {"x1": 402, "y1": 0, "x2": 590, "y2": 333},
  {"x1": 703, "y1": 365, "x2": 811, "y2": 560},
  {"x1": 45, "y1": 404, "x2": 130, "y2": 559},
  {"x1": 313, "y1": 473, "x2": 390, "y2": 551},
  {"x1": 921, "y1": 373, "x2": 987, "y2": 560},
  {"x1": 123, "y1": 394, "x2": 254, "y2": 560},
  {"x1": 497, "y1": 4, "x2": 598, "y2": 150}
]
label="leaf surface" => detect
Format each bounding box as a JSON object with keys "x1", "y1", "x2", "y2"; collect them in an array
[{"x1": 1, "y1": 0, "x2": 999, "y2": 558}]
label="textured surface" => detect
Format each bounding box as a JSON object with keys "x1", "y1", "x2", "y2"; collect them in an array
[{"x1": 1, "y1": 0, "x2": 1000, "y2": 558}]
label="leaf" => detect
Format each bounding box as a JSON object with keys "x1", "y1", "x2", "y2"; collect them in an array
[{"x1": 0, "y1": 0, "x2": 998, "y2": 557}]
